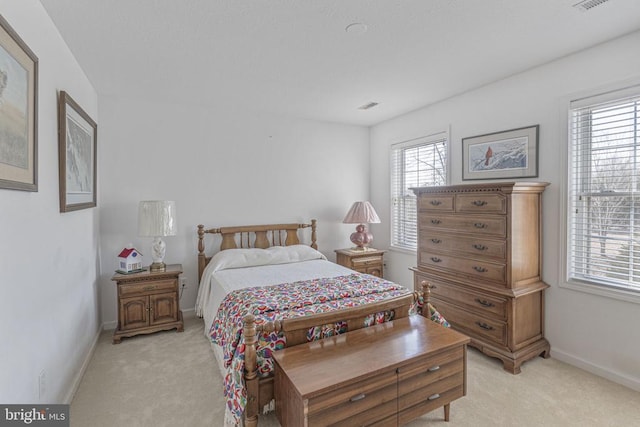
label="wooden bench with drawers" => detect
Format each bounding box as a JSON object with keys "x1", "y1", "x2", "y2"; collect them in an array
[{"x1": 273, "y1": 315, "x2": 470, "y2": 426}]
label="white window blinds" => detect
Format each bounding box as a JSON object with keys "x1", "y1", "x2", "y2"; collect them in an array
[
  {"x1": 568, "y1": 87, "x2": 640, "y2": 293},
  {"x1": 390, "y1": 133, "x2": 448, "y2": 251}
]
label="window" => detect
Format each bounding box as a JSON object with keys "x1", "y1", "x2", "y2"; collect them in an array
[
  {"x1": 568, "y1": 86, "x2": 640, "y2": 294},
  {"x1": 390, "y1": 132, "x2": 448, "y2": 251}
]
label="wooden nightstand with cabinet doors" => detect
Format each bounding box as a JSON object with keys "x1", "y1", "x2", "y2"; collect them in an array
[
  {"x1": 111, "y1": 264, "x2": 184, "y2": 344},
  {"x1": 335, "y1": 248, "x2": 385, "y2": 278}
]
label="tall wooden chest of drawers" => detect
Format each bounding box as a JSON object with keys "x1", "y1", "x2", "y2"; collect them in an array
[{"x1": 411, "y1": 182, "x2": 550, "y2": 374}]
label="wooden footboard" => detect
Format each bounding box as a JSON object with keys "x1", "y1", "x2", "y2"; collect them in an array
[{"x1": 241, "y1": 282, "x2": 433, "y2": 427}]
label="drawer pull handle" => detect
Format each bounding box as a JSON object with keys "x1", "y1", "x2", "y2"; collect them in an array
[
  {"x1": 350, "y1": 393, "x2": 366, "y2": 402},
  {"x1": 475, "y1": 298, "x2": 495, "y2": 308},
  {"x1": 427, "y1": 393, "x2": 441, "y2": 401},
  {"x1": 472, "y1": 200, "x2": 488, "y2": 206},
  {"x1": 430, "y1": 200, "x2": 442, "y2": 206},
  {"x1": 476, "y1": 322, "x2": 494, "y2": 331},
  {"x1": 427, "y1": 365, "x2": 440, "y2": 372},
  {"x1": 431, "y1": 219, "x2": 441, "y2": 225},
  {"x1": 431, "y1": 238, "x2": 441, "y2": 244},
  {"x1": 430, "y1": 257, "x2": 442, "y2": 263},
  {"x1": 143, "y1": 286, "x2": 156, "y2": 291},
  {"x1": 473, "y1": 223, "x2": 487, "y2": 229},
  {"x1": 472, "y1": 244, "x2": 487, "y2": 251},
  {"x1": 473, "y1": 266, "x2": 488, "y2": 273}
]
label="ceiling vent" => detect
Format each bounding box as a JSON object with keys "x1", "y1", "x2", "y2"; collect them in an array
[
  {"x1": 573, "y1": 0, "x2": 610, "y2": 11},
  {"x1": 358, "y1": 102, "x2": 379, "y2": 110}
]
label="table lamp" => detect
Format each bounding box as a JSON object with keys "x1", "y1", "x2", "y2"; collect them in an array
[
  {"x1": 138, "y1": 200, "x2": 177, "y2": 272},
  {"x1": 342, "y1": 201, "x2": 380, "y2": 250}
]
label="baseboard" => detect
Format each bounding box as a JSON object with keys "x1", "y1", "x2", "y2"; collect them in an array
[
  {"x1": 103, "y1": 320, "x2": 117, "y2": 330},
  {"x1": 63, "y1": 325, "x2": 102, "y2": 404},
  {"x1": 182, "y1": 307, "x2": 196, "y2": 319},
  {"x1": 551, "y1": 348, "x2": 640, "y2": 392}
]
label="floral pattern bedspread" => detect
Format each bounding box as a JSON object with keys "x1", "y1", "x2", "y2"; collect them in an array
[{"x1": 208, "y1": 273, "x2": 448, "y2": 426}]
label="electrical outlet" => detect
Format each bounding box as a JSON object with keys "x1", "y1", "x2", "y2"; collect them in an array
[
  {"x1": 38, "y1": 370, "x2": 46, "y2": 399},
  {"x1": 179, "y1": 277, "x2": 187, "y2": 288}
]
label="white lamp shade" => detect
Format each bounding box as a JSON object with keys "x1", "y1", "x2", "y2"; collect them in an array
[
  {"x1": 138, "y1": 200, "x2": 177, "y2": 237},
  {"x1": 343, "y1": 201, "x2": 381, "y2": 224}
]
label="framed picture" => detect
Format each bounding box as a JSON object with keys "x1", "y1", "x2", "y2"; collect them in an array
[
  {"x1": 0, "y1": 15, "x2": 38, "y2": 191},
  {"x1": 58, "y1": 91, "x2": 97, "y2": 212},
  {"x1": 462, "y1": 125, "x2": 539, "y2": 181}
]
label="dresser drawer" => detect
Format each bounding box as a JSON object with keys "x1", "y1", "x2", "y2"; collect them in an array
[
  {"x1": 419, "y1": 214, "x2": 507, "y2": 237},
  {"x1": 119, "y1": 279, "x2": 177, "y2": 297},
  {"x1": 307, "y1": 369, "x2": 397, "y2": 426},
  {"x1": 427, "y1": 279, "x2": 507, "y2": 319},
  {"x1": 421, "y1": 232, "x2": 506, "y2": 260},
  {"x1": 455, "y1": 193, "x2": 506, "y2": 214},
  {"x1": 419, "y1": 194, "x2": 454, "y2": 212},
  {"x1": 438, "y1": 286, "x2": 507, "y2": 319},
  {"x1": 432, "y1": 299, "x2": 507, "y2": 347},
  {"x1": 419, "y1": 251, "x2": 507, "y2": 286}
]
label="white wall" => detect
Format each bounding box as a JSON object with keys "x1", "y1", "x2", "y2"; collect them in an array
[
  {"x1": 97, "y1": 96, "x2": 369, "y2": 325},
  {"x1": 0, "y1": 1, "x2": 99, "y2": 403},
  {"x1": 370, "y1": 30, "x2": 640, "y2": 390}
]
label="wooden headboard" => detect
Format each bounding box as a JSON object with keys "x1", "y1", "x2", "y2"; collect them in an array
[{"x1": 197, "y1": 219, "x2": 317, "y2": 281}]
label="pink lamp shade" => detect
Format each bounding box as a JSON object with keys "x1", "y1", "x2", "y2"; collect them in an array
[{"x1": 342, "y1": 201, "x2": 381, "y2": 250}]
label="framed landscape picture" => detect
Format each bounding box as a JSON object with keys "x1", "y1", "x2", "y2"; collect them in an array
[
  {"x1": 0, "y1": 14, "x2": 38, "y2": 192},
  {"x1": 462, "y1": 125, "x2": 539, "y2": 180},
  {"x1": 58, "y1": 91, "x2": 97, "y2": 212}
]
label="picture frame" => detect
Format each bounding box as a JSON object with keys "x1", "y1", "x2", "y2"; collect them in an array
[
  {"x1": 0, "y1": 14, "x2": 38, "y2": 192},
  {"x1": 462, "y1": 125, "x2": 539, "y2": 181},
  {"x1": 58, "y1": 91, "x2": 97, "y2": 212}
]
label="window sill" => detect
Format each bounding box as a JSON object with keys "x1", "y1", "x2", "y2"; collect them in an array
[
  {"x1": 559, "y1": 280, "x2": 640, "y2": 305},
  {"x1": 388, "y1": 245, "x2": 417, "y2": 256}
]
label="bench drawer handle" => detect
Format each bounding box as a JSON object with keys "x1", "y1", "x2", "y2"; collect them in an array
[
  {"x1": 430, "y1": 200, "x2": 442, "y2": 206},
  {"x1": 472, "y1": 244, "x2": 487, "y2": 251},
  {"x1": 473, "y1": 266, "x2": 488, "y2": 273},
  {"x1": 431, "y1": 219, "x2": 442, "y2": 225},
  {"x1": 350, "y1": 393, "x2": 366, "y2": 402},
  {"x1": 427, "y1": 365, "x2": 440, "y2": 372},
  {"x1": 430, "y1": 257, "x2": 442, "y2": 263},
  {"x1": 473, "y1": 223, "x2": 487, "y2": 229},
  {"x1": 472, "y1": 200, "x2": 488, "y2": 206},
  {"x1": 431, "y1": 238, "x2": 441, "y2": 244},
  {"x1": 427, "y1": 393, "x2": 441, "y2": 401}
]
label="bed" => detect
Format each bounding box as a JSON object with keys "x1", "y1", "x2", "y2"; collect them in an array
[{"x1": 195, "y1": 220, "x2": 445, "y2": 427}]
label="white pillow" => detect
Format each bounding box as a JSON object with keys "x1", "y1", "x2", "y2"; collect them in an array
[{"x1": 207, "y1": 244, "x2": 326, "y2": 274}]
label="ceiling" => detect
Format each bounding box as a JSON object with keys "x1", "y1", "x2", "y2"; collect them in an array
[{"x1": 39, "y1": 0, "x2": 640, "y2": 126}]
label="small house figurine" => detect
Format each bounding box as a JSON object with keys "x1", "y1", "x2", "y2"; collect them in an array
[{"x1": 117, "y1": 247, "x2": 144, "y2": 274}]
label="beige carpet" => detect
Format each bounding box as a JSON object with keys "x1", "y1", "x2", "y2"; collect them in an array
[{"x1": 70, "y1": 316, "x2": 640, "y2": 427}]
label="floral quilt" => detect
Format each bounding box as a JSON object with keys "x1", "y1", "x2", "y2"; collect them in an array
[{"x1": 208, "y1": 273, "x2": 448, "y2": 426}]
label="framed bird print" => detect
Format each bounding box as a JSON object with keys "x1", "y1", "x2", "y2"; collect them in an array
[{"x1": 462, "y1": 125, "x2": 538, "y2": 180}]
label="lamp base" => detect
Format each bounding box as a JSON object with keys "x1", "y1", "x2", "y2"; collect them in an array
[
  {"x1": 350, "y1": 223, "x2": 373, "y2": 250},
  {"x1": 149, "y1": 261, "x2": 166, "y2": 272}
]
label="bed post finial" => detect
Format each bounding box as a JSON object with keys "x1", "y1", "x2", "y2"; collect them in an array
[
  {"x1": 420, "y1": 280, "x2": 432, "y2": 317},
  {"x1": 198, "y1": 225, "x2": 206, "y2": 282},
  {"x1": 311, "y1": 219, "x2": 318, "y2": 250},
  {"x1": 197, "y1": 225, "x2": 205, "y2": 254}
]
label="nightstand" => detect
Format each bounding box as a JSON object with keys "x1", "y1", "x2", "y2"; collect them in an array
[
  {"x1": 111, "y1": 264, "x2": 184, "y2": 344},
  {"x1": 334, "y1": 248, "x2": 385, "y2": 278}
]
